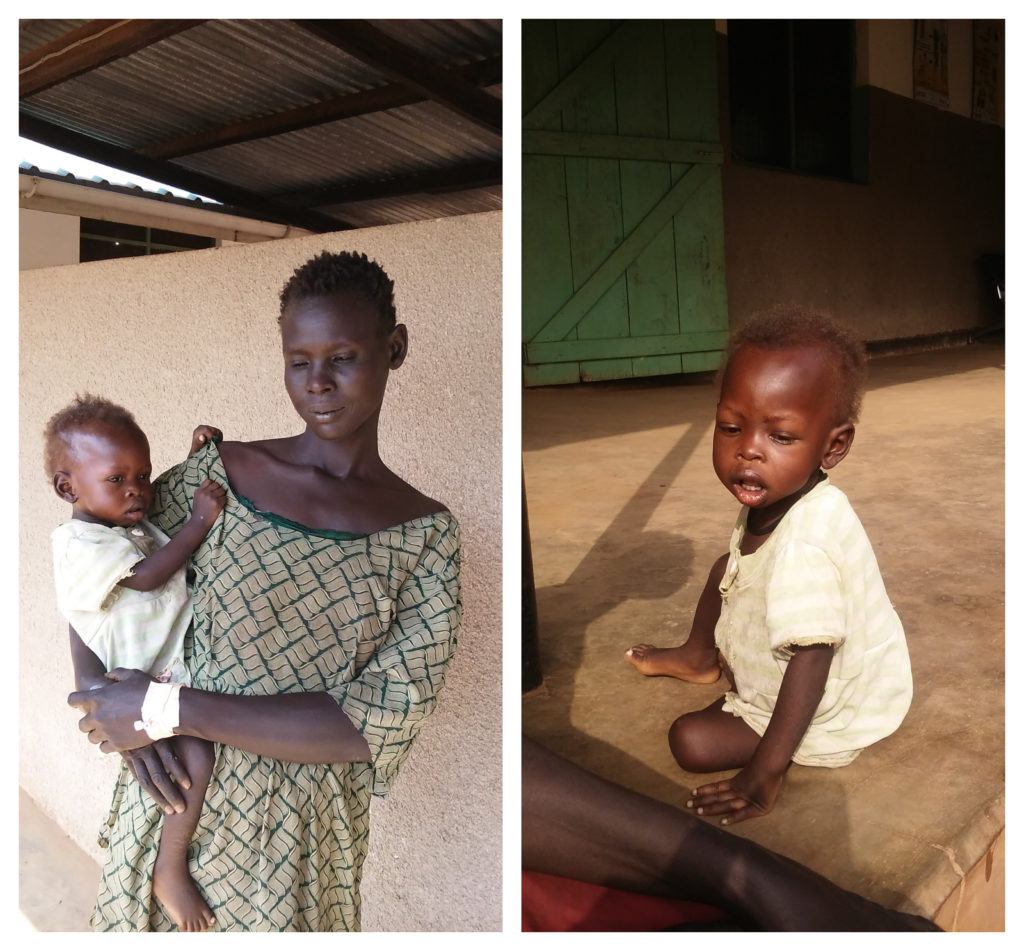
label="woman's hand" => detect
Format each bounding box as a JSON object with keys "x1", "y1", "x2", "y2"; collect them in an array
[
  {"x1": 687, "y1": 765, "x2": 785, "y2": 825},
  {"x1": 67, "y1": 667, "x2": 155, "y2": 753},
  {"x1": 122, "y1": 739, "x2": 193, "y2": 815},
  {"x1": 189, "y1": 424, "x2": 223, "y2": 455}
]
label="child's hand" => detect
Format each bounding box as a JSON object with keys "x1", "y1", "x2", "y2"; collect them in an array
[
  {"x1": 190, "y1": 479, "x2": 226, "y2": 529},
  {"x1": 687, "y1": 765, "x2": 785, "y2": 825},
  {"x1": 122, "y1": 739, "x2": 192, "y2": 815},
  {"x1": 190, "y1": 425, "x2": 223, "y2": 455}
]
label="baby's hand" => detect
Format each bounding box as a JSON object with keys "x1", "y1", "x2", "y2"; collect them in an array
[
  {"x1": 190, "y1": 425, "x2": 223, "y2": 456},
  {"x1": 190, "y1": 479, "x2": 226, "y2": 530},
  {"x1": 687, "y1": 765, "x2": 785, "y2": 826}
]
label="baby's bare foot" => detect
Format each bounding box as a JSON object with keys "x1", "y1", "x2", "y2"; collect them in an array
[
  {"x1": 625, "y1": 643, "x2": 721, "y2": 683},
  {"x1": 153, "y1": 854, "x2": 215, "y2": 932}
]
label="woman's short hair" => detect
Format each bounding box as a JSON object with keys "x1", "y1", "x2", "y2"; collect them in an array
[
  {"x1": 724, "y1": 307, "x2": 868, "y2": 423},
  {"x1": 278, "y1": 251, "x2": 397, "y2": 332},
  {"x1": 43, "y1": 394, "x2": 141, "y2": 476}
]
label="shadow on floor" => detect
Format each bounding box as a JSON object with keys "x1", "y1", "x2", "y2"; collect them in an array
[{"x1": 525, "y1": 420, "x2": 710, "y2": 801}]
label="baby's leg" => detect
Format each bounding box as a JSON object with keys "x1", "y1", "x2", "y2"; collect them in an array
[
  {"x1": 626, "y1": 553, "x2": 728, "y2": 682},
  {"x1": 668, "y1": 697, "x2": 761, "y2": 773},
  {"x1": 151, "y1": 736, "x2": 216, "y2": 931}
]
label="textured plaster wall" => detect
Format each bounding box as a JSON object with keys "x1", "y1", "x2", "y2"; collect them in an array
[
  {"x1": 20, "y1": 208, "x2": 79, "y2": 270},
  {"x1": 19, "y1": 211, "x2": 502, "y2": 931}
]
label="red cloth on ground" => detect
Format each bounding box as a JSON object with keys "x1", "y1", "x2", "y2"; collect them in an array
[{"x1": 522, "y1": 869, "x2": 728, "y2": 931}]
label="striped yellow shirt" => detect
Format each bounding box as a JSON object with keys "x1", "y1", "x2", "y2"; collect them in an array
[{"x1": 715, "y1": 477, "x2": 913, "y2": 767}]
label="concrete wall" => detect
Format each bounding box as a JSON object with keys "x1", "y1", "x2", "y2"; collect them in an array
[
  {"x1": 19, "y1": 211, "x2": 502, "y2": 931},
  {"x1": 20, "y1": 208, "x2": 79, "y2": 270},
  {"x1": 719, "y1": 18, "x2": 1003, "y2": 125},
  {"x1": 717, "y1": 29, "x2": 1004, "y2": 340},
  {"x1": 862, "y1": 20, "x2": 999, "y2": 124}
]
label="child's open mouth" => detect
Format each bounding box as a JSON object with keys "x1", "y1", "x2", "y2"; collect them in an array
[{"x1": 733, "y1": 476, "x2": 767, "y2": 506}]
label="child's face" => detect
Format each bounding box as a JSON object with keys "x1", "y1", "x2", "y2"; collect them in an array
[
  {"x1": 61, "y1": 425, "x2": 154, "y2": 528},
  {"x1": 713, "y1": 344, "x2": 852, "y2": 510},
  {"x1": 281, "y1": 292, "x2": 407, "y2": 444}
]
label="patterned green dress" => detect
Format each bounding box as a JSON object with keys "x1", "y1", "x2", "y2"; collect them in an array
[{"x1": 91, "y1": 442, "x2": 461, "y2": 931}]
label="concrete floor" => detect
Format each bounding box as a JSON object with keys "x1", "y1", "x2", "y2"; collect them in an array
[
  {"x1": 19, "y1": 789, "x2": 100, "y2": 931},
  {"x1": 523, "y1": 342, "x2": 1004, "y2": 927}
]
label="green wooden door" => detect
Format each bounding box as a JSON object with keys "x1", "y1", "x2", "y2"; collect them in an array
[{"x1": 523, "y1": 20, "x2": 729, "y2": 386}]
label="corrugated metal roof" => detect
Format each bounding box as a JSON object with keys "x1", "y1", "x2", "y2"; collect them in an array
[
  {"x1": 19, "y1": 19, "x2": 502, "y2": 231},
  {"x1": 320, "y1": 186, "x2": 503, "y2": 230},
  {"x1": 19, "y1": 19, "x2": 88, "y2": 49},
  {"x1": 171, "y1": 98, "x2": 501, "y2": 196}
]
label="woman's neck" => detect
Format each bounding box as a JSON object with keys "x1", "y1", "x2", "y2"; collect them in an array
[{"x1": 289, "y1": 427, "x2": 386, "y2": 480}]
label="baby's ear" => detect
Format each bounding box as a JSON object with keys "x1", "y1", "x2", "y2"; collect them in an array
[
  {"x1": 52, "y1": 470, "x2": 77, "y2": 503},
  {"x1": 821, "y1": 422, "x2": 855, "y2": 470}
]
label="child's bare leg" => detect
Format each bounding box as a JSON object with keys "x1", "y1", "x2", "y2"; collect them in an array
[
  {"x1": 668, "y1": 697, "x2": 761, "y2": 773},
  {"x1": 626, "y1": 553, "x2": 728, "y2": 682},
  {"x1": 151, "y1": 735, "x2": 216, "y2": 931}
]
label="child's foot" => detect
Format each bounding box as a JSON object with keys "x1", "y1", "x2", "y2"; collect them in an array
[
  {"x1": 152, "y1": 853, "x2": 216, "y2": 932},
  {"x1": 625, "y1": 643, "x2": 721, "y2": 683}
]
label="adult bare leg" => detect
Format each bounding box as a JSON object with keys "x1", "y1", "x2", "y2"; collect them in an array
[
  {"x1": 522, "y1": 737, "x2": 939, "y2": 931},
  {"x1": 625, "y1": 553, "x2": 728, "y2": 682}
]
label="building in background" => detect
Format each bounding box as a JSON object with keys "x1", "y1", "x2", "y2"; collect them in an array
[
  {"x1": 19, "y1": 18, "x2": 502, "y2": 932},
  {"x1": 522, "y1": 19, "x2": 1004, "y2": 386}
]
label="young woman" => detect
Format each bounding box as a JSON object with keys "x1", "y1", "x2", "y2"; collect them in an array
[{"x1": 68, "y1": 251, "x2": 461, "y2": 932}]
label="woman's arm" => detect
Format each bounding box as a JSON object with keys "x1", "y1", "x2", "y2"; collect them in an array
[
  {"x1": 69, "y1": 627, "x2": 192, "y2": 812},
  {"x1": 69, "y1": 668, "x2": 371, "y2": 764},
  {"x1": 179, "y1": 684, "x2": 371, "y2": 763}
]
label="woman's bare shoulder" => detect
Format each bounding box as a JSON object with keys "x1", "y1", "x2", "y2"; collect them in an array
[
  {"x1": 215, "y1": 439, "x2": 298, "y2": 497},
  {"x1": 218, "y1": 438, "x2": 295, "y2": 468},
  {"x1": 380, "y1": 469, "x2": 449, "y2": 522}
]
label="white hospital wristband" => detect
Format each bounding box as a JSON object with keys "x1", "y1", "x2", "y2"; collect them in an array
[{"x1": 132, "y1": 681, "x2": 184, "y2": 740}]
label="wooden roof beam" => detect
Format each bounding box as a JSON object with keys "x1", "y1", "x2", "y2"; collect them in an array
[
  {"x1": 277, "y1": 160, "x2": 502, "y2": 208},
  {"x1": 295, "y1": 20, "x2": 501, "y2": 136},
  {"x1": 143, "y1": 55, "x2": 502, "y2": 160},
  {"x1": 20, "y1": 19, "x2": 204, "y2": 99},
  {"x1": 19, "y1": 112, "x2": 352, "y2": 233}
]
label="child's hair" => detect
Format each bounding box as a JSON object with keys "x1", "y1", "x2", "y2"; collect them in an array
[
  {"x1": 724, "y1": 307, "x2": 868, "y2": 423},
  {"x1": 278, "y1": 250, "x2": 397, "y2": 332},
  {"x1": 43, "y1": 394, "x2": 142, "y2": 476}
]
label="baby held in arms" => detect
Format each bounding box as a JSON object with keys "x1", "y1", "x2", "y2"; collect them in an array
[
  {"x1": 48, "y1": 395, "x2": 225, "y2": 930},
  {"x1": 627, "y1": 310, "x2": 912, "y2": 825}
]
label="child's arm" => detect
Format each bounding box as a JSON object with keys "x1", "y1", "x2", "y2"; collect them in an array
[
  {"x1": 69, "y1": 626, "x2": 108, "y2": 691},
  {"x1": 118, "y1": 479, "x2": 226, "y2": 592},
  {"x1": 189, "y1": 425, "x2": 222, "y2": 456},
  {"x1": 691, "y1": 643, "x2": 834, "y2": 824}
]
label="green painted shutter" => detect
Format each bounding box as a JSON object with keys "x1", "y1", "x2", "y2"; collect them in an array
[{"x1": 523, "y1": 20, "x2": 729, "y2": 386}]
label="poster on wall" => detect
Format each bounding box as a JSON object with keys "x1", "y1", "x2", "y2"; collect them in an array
[
  {"x1": 972, "y1": 20, "x2": 1003, "y2": 124},
  {"x1": 913, "y1": 20, "x2": 949, "y2": 109}
]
